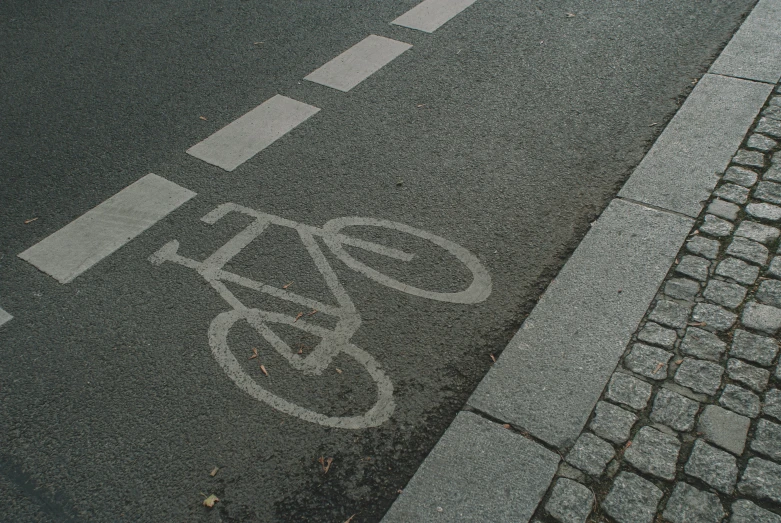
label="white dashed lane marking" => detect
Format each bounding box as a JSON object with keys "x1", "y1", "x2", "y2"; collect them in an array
[
  {"x1": 304, "y1": 35, "x2": 412, "y2": 92},
  {"x1": 391, "y1": 0, "x2": 478, "y2": 33},
  {"x1": 19, "y1": 174, "x2": 196, "y2": 284},
  {"x1": 0, "y1": 307, "x2": 12, "y2": 327},
  {"x1": 187, "y1": 95, "x2": 320, "y2": 172}
]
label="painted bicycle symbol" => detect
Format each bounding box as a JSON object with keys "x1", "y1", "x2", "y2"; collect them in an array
[{"x1": 149, "y1": 203, "x2": 491, "y2": 429}]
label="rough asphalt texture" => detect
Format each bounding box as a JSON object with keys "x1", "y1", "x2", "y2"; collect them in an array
[
  {"x1": 534, "y1": 85, "x2": 781, "y2": 522},
  {"x1": 0, "y1": 0, "x2": 759, "y2": 521}
]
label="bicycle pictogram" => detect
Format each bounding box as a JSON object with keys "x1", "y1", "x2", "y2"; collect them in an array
[{"x1": 149, "y1": 203, "x2": 491, "y2": 429}]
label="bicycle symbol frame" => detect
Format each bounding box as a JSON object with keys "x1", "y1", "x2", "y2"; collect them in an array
[{"x1": 149, "y1": 203, "x2": 491, "y2": 429}]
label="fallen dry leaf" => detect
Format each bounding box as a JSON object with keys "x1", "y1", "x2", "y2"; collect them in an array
[
  {"x1": 203, "y1": 494, "x2": 219, "y2": 508},
  {"x1": 307, "y1": 309, "x2": 318, "y2": 316},
  {"x1": 24, "y1": 217, "x2": 38, "y2": 224},
  {"x1": 652, "y1": 362, "x2": 664, "y2": 374},
  {"x1": 260, "y1": 364, "x2": 269, "y2": 376},
  {"x1": 489, "y1": 354, "x2": 497, "y2": 363},
  {"x1": 336, "y1": 368, "x2": 343, "y2": 374},
  {"x1": 294, "y1": 312, "x2": 304, "y2": 322},
  {"x1": 249, "y1": 347, "x2": 258, "y2": 360},
  {"x1": 688, "y1": 322, "x2": 706, "y2": 327},
  {"x1": 675, "y1": 360, "x2": 683, "y2": 365},
  {"x1": 199, "y1": 116, "x2": 207, "y2": 121},
  {"x1": 318, "y1": 456, "x2": 333, "y2": 474},
  {"x1": 344, "y1": 515, "x2": 356, "y2": 523},
  {"x1": 282, "y1": 281, "x2": 293, "y2": 289},
  {"x1": 566, "y1": 12, "x2": 576, "y2": 17},
  {"x1": 649, "y1": 122, "x2": 658, "y2": 127},
  {"x1": 502, "y1": 423, "x2": 511, "y2": 429},
  {"x1": 210, "y1": 467, "x2": 219, "y2": 477}
]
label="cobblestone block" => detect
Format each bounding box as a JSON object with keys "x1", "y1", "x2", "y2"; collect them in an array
[
  {"x1": 738, "y1": 458, "x2": 781, "y2": 504},
  {"x1": 650, "y1": 388, "x2": 699, "y2": 431},
  {"x1": 736, "y1": 147, "x2": 767, "y2": 166},
  {"x1": 589, "y1": 401, "x2": 637, "y2": 444},
  {"x1": 675, "y1": 255, "x2": 711, "y2": 282},
  {"x1": 675, "y1": 358, "x2": 724, "y2": 395},
  {"x1": 700, "y1": 214, "x2": 735, "y2": 238},
  {"x1": 765, "y1": 105, "x2": 781, "y2": 121},
  {"x1": 545, "y1": 478, "x2": 593, "y2": 523},
  {"x1": 703, "y1": 279, "x2": 747, "y2": 310},
  {"x1": 768, "y1": 162, "x2": 781, "y2": 184},
  {"x1": 731, "y1": 329, "x2": 779, "y2": 366},
  {"x1": 769, "y1": 257, "x2": 781, "y2": 279},
  {"x1": 624, "y1": 344, "x2": 672, "y2": 380},
  {"x1": 726, "y1": 237, "x2": 769, "y2": 266},
  {"x1": 686, "y1": 236, "x2": 720, "y2": 259},
  {"x1": 624, "y1": 427, "x2": 680, "y2": 480},
  {"x1": 637, "y1": 322, "x2": 677, "y2": 349},
  {"x1": 747, "y1": 133, "x2": 779, "y2": 153},
  {"x1": 764, "y1": 389, "x2": 781, "y2": 422},
  {"x1": 707, "y1": 199, "x2": 740, "y2": 221},
  {"x1": 757, "y1": 279, "x2": 781, "y2": 308},
  {"x1": 730, "y1": 499, "x2": 781, "y2": 523},
  {"x1": 685, "y1": 439, "x2": 738, "y2": 494},
  {"x1": 756, "y1": 181, "x2": 781, "y2": 204},
  {"x1": 565, "y1": 432, "x2": 614, "y2": 477},
  {"x1": 724, "y1": 166, "x2": 759, "y2": 187},
  {"x1": 692, "y1": 303, "x2": 737, "y2": 331},
  {"x1": 727, "y1": 358, "x2": 770, "y2": 392},
  {"x1": 714, "y1": 183, "x2": 750, "y2": 204},
  {"x1": 737, "y1": 221, "x2": 781, "y2": 245},
  {"x1": 680, "y1": 327, "x2": 726, "y2": 361},
  {"x1": 716, "y1": 257, "x2": 760, "y2": 285},
  {"x1": 662, "y1": 482, "x2": 725, "y2": 523},
  {"x1": 698, "y1": 405, "x2": 750, "y2": 455},
  {"x1": 606, "y1": 373, "x2": 652, "y2": 411},
  {"x1": 649, "y1": 300, "x2": 692, "y2": 329},
  {"x1": 719, "y1": 384, "x2": 760, "y2": 418},
  {"x1": 664, "y1": 278, "x2": 700, "y2": 300},
  {"x1": 756, "y1": 118, "x2": 781, "y2": 139},
  {"x1": 746, "y1": 202, "x2": 781, "y2": 222},
  {"x1": 733, "y1": 149, "x2": 767, "y2": 169},
  {"x1": 743, "y1": 302, "x2": 781, "y2": 334},
  {"x1": 602, "y1": 472, "x2": 663, "y2": 523},
  {"x1": 751, "y1": 419, "x2": 781, "y2": 461}
]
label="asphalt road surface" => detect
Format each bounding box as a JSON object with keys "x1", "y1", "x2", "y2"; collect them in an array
[{"x1": 0, "y1": 0, "x2": 756, "y2": 521}]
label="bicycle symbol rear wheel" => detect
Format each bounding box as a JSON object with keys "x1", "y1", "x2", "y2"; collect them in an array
[{"x1": 322, "y1": 217, "x2": 492, "y2": 304}]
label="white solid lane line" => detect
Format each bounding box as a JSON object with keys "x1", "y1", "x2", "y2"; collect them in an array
[
  {"x1": 187, "y1": 95, "x2": 320, "y2": 172},
  {"x1": 0, "y1": 307, "x2": 12, "y2": 327},
  {"x1": 391, "y1": 0, "x2": 478, "y2": 33},
  {"x1": 19, "y1": 174, "x2": 196, "y2": 284},
  {"x1": 304, "y1": 35, "x2": 412, "y2": 92}
]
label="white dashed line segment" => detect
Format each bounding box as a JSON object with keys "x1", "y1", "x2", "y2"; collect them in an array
[
  {"x1": 0, "y1": 307, "x2": 12, "y2": 327},
  {"x1": 18, "y1": 174, "x2": 196, "y2": 284},
  {"x1": 304, "y1": 35, "x2": 412, "y2": 92},
  {"x1": 391, "y1": 0, "x2": 478, "y2": 33},
  {"x1": 187, "y1": 95, "x2": 320, "y2": 172}
]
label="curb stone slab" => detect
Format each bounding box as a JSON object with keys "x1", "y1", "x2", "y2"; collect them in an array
[{"x1": 381, "y1": 412, "x2": 558, "y2": 523}]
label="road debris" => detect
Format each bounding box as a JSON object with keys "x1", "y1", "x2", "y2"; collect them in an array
[
  {"x1": 318, "y1": 456, "x2": 333, "y2": 474},
  {"x1": 24, "y1": 217, "x2": 38, "y2": 224},
  {"x1": 294, "y1": 312, "x2": 304, "y2": 322},
  {"x1": 283, "y1": 281, "x2": 293, "y2": 289},
  {"x1": 249, "y1": 347, "x2": 258, "y2": 360},
  {"x1": 203, "y1": 494, "x2": 219, "y2": 508},
  {"x1": 260, "y1": 364, "x2": 269, "y2": 376},
  {"x1": 210, "y1": 467, "x2": 219, "y2": 477}
]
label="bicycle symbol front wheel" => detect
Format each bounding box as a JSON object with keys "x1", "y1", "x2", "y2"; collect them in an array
[{"x1": 208, "y1": 308, "x2": 395, "y2": 429}]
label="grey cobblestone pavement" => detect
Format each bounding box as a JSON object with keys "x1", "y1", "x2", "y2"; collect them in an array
[{"x1": 533, "y1": 82, "x2": 781, "y2": 523}]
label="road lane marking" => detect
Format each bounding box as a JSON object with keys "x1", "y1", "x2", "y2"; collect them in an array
[
  {"x1": 19, "y1": 174, "x2": 196, "y2": 284},
  {"x1": 391, "y1": 0, "x2": 478, "y2": 33},
  {"x1": 304, "y1": 35, "x2": 412, "y2": 92},
  {"x1": 0, "y1": 307, "x2": 12, "y2": 327},
  {"x1": 187, "y1": 95, "x2": 320, "y2": 172}
]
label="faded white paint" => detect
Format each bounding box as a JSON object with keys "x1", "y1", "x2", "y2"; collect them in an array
[
  {"x1": 391, "y1": 0, "x2": 479, "y2": 33},
  {"x1": 150, "y1": 203, "x2": 491, "y2": 428}
]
